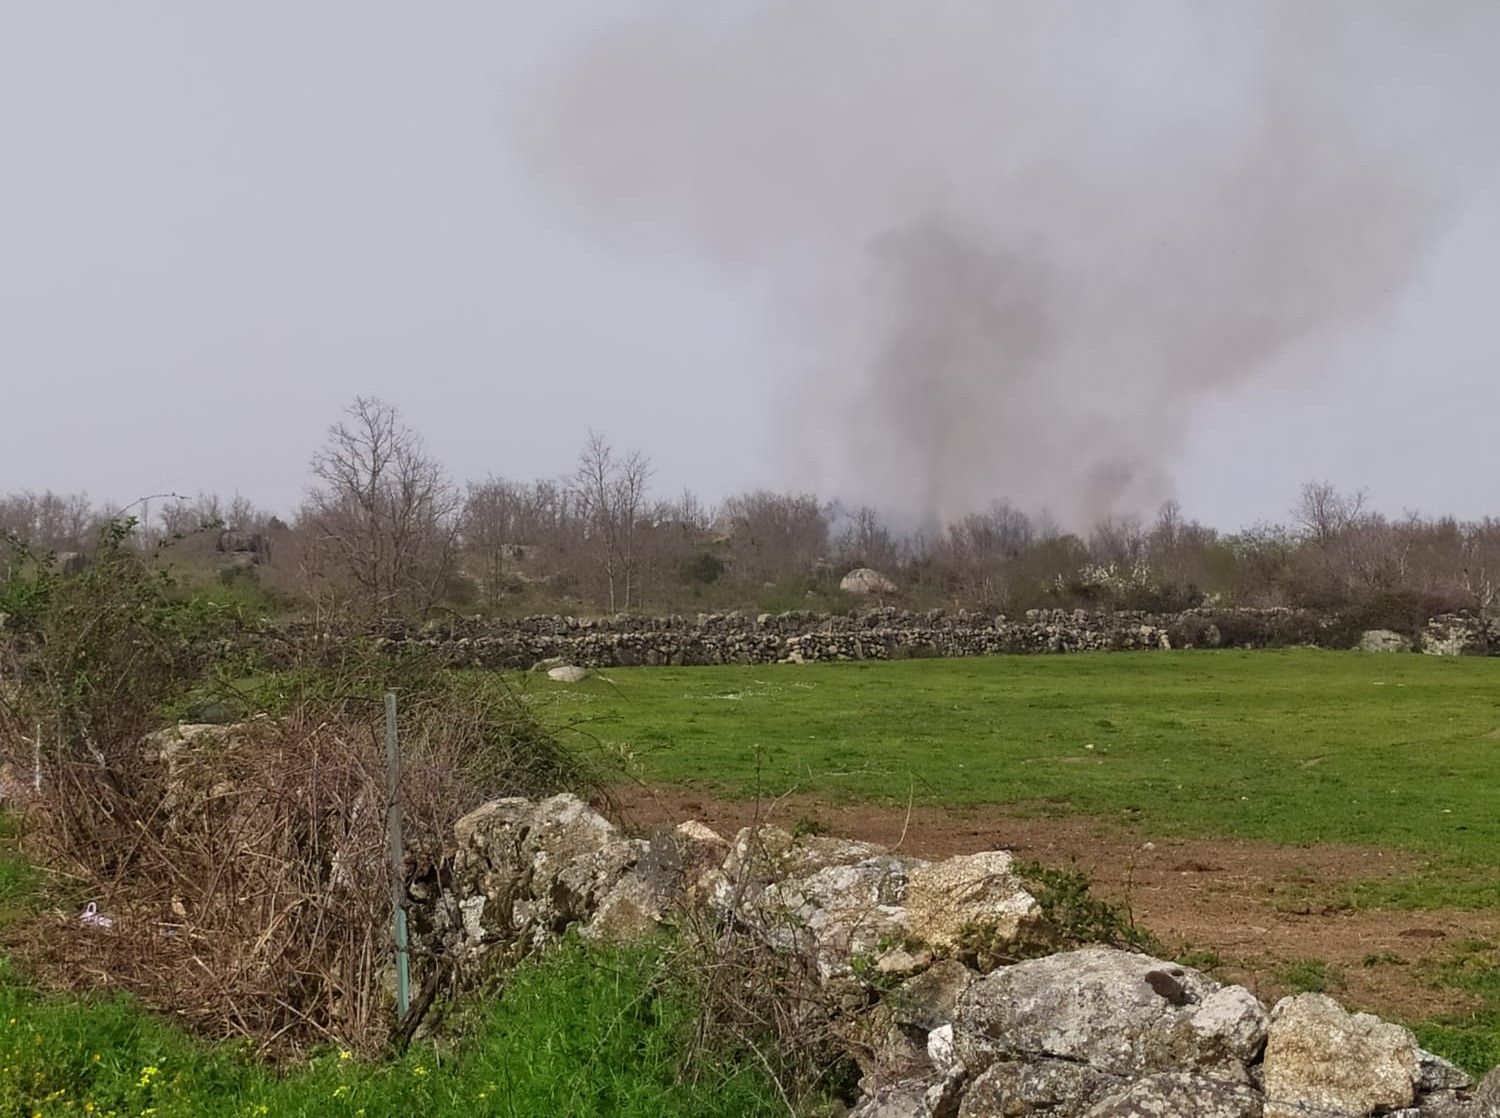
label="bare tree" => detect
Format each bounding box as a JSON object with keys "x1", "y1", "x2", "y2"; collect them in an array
[
  {"x1": 1460, "y1": 519, "x2": 1500, "y2": 612},
  {"x1": 302, "y1": 397, "x2": 461, "y2": 617},
  {"x1": 720, "y1": 490, "x2": 829, "y2": 583},
  {"x1": 935, "y1": 501, "x2": 1035, "y2": 607},
  {"x1": 1295, "y1": 480, "x2": 1368, "y2": 543},
  {"x1": 0, "y1": 490, "x2": 97, "y2": 552},
  {"x1": 462, "y1": 476, "x2": 526, "y2": 610},
  {"x1": 832, "y1": 504, "x2": 901, "y2": 573},
  {"x1": 571, "y1": 431, "x2": 653, "y2": 612}
]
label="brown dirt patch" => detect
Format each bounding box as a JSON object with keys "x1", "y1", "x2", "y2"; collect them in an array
[{"x1": 612, "y1": 784, "x2": 1500, "y2": 1022}]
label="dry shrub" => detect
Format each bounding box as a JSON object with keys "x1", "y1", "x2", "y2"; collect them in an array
[
  {"x1": 0, "y1": 523, "x2": 600, "y2": 1054},
  {"x1": 669, "y1": 826, "x2": 864, "y2": 1112},
  {"x1": 11, "y1": 691, "x2": 578, "y2": 1056}
]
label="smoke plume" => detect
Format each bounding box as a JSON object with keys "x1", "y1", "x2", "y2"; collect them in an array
[{"x1": 524, "y1": 1, "x2": 1495, "y2": 527}]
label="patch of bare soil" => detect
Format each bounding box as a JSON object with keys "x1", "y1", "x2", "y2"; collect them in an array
[{"x1": 611, "y1": 784, "x2": 1500, "y2": 1022}]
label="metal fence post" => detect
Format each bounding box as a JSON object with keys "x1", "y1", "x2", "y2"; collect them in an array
[{"x1": 385, "y1": 690, "x2": 411, "y2": 1021}]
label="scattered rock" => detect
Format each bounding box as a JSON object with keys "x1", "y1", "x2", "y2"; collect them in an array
[
  {"x1": 546, "y1": 664, "x2": 589, "y2": 682},
  {"x1": 892, "y1": 959, "x2": 978, "y2": 1031},
  {"x1": 842, "y1": 568, "x2": 900, "y2": 596},
  {"x1": 1360, "y1": 629, "x2": 1413, "y2": 653}
]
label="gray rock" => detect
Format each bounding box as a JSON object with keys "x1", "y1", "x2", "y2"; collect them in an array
[
  {"x1": 957, "y1": 1058, "x2": 1119, "y2": 1118},
  {"x1": 1359, "y1": 629, "x2": 1413, "y2": 653},
  {"x1": 1261, "y1": 993, "x2": 1420, "y2": 1118},
  {"x1": 760, "y1": 854, "x2": 913, "y2": 975},
  {"x1": 850, "y1": 1079, "x2": 929, "y2": 1118},
  {"x1": 1415, "y1": 1090, "x2": 1484, "y2": 1118},
  {"x1": 1418, "y1": 1048, "x2": 1474, "y2": 1095},
  {"x1": 1084, "y1": 1072, "x2": 1263, "y2": 1117},
  {"x1": 717, "y1": 824, "x2": 886, "y2": 899},
  {"x1": 842, "y1": 568, "x2": 899, "y2": 596},
  {"x1": 853, "y1": 1072, "x2": 965, "y2": 1118},
  {"x1": 954, "y1": 948, "x2": 1228, "y2": 1079},
  {"x1": 892, "y1": 959, "x2": 978, "y2": 1031},
  {"x1": 903, "y1": 850, "x2": 1042, "y2": 955},
  {"x1": 1475, "y1": 1065, "x2": 1500, "y2": 1117},
  {"x1": 449, "y1": 793, "x2": 620, "y2": 948},
  {"x1": 546, "y1": 664, "x2": 589, "y2": 682}
]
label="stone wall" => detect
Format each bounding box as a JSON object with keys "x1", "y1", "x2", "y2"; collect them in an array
[
  {"x1": 418, "y1": 793, "x2": 1500, "y2": 1117},
  {"x1": 255, "y1": 608, "x2": 1498, "y2": 670}
]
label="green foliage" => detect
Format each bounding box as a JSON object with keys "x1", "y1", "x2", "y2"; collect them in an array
[
  {"x1": 1017, "y1": 860, "x2": 1161, "y2": 955},
  {"x1": 1174, "y1": 947, "x2": 1223, "y2": 972},
  {"x1": 1277, "y1": 958, "x2": 1342, "y2": 994},
  {"x1": 4, "y1": 519, "x2": 245, "y2": 759},
  {"x1": 679, "y1": 551, "x2": 725, "y2": 586},
  {"x1": 0, "y1": 941, "x2": 789, "y2": 1117},
  {"x1": 0, "y1": 544, "x2": 60, "y2": 632},
  {"x1": 956, "y1": 860, "x2": 1158, "y2": 970},
  {"x1": 543, "y1": 650, "x2": 1500, "y2": 909}
]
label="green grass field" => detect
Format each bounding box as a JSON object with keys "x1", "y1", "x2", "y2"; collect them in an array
[{"x1": 534, "y1": 650, "x2": 1500, "y2": 907}]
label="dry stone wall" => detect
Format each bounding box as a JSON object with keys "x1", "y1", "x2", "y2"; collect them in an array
[
  {"x1": 417, "y1": 793, "x2": 1500, "y2": 1118},
  {"x1": 262, "y1": 608, "x2": 1498, "y2": 669}
]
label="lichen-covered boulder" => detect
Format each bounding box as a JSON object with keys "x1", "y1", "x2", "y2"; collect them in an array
[
  {"x1": 1261, "y1": 993, "x2": 1421, "y2": 1117},
  {"x1": 1359, "y1": 629, "x2": 1412, "y2": 653},
  {"x1": 953, "y1": 948, "x2": 1248, "y2": 1081},
  {"x1": 891, "y1": 960, "x2": 978, "y2": 1031},
  {"x1": 759, "y1": 854, "x2": 913, "y2": 976},
  {"x1": 1084, "y1": 1072, "x2": 1263, "y2": 1117},
  {"x1": 957, "y1": 1058, "x2": 1120, "y2": 1118},
  {"x1": 720, "y1": 824, "x2": 887, "y2": 886},
  {"x1": 449, "y1": 793, "x2": 621, "y2": 948},
  {"x1": 903, "y1": 851, "x2": 1042, "y2": 955}
]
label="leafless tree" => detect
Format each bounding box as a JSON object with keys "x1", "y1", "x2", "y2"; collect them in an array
[
  {"x1": 832, "y1": 504, "x2": 901, "y2": 572},
  {"x1": 0, "y1": 490, "x2": 97, "y2": 552},
  {"x1": 302, "y1": 397, "x2": 461, "y2": 617},
  {"x1": 934, "y1": 501, "x2": 1036, "y2": 606},
  {"x1": 571, "y1": 431, "x2": 653, "y2": 612},
  {"x1": 461, "y1": 476, "x2": 529, "y2": 610},
  {"x1": 720, "y1": 490, "x2": 829, "y2": 583},
  {"x1": 1295, "y1": 480, "x2": 1368, "y2": 543}
]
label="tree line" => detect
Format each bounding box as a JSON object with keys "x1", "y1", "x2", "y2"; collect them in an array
[{"x1": 3, "y1": 397, "x2": 1496, "y2": 623}]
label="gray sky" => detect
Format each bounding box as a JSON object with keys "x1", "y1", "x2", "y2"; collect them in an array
[{"x1": 3, "y1": 2, "x2": 1497, "y2": 529}]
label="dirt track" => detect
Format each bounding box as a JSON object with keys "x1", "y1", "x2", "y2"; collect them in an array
[{"x1": 613, "y1": 785, "x2": 1499, "y2": 1022}]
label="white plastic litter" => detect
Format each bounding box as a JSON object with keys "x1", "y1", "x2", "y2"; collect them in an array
[{"x1": 79, "y1": 902, "x2": 114, "y2": 929}]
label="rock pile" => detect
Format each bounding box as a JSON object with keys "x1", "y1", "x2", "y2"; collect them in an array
[{"x1": 415, "y1": 794, "x2": 1497, "y2": 1117}]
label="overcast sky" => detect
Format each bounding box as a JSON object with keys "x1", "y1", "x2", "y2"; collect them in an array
[{"x1": 3, "y1": 2, "x2": 1497, "y2": 529}]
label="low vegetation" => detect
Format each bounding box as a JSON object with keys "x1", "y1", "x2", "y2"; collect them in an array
[{"x1": 0, "y1": 939, "x2": 792, "y2": 1118}]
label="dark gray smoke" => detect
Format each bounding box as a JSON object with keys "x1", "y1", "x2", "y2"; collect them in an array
[{"x1": 524, "y1": 1, "x2": 1496, "y2": 526}]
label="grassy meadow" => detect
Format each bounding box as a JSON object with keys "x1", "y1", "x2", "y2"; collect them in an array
[{"x1": 535, "y1": 650, "x2": 1500, "y2": 907}]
